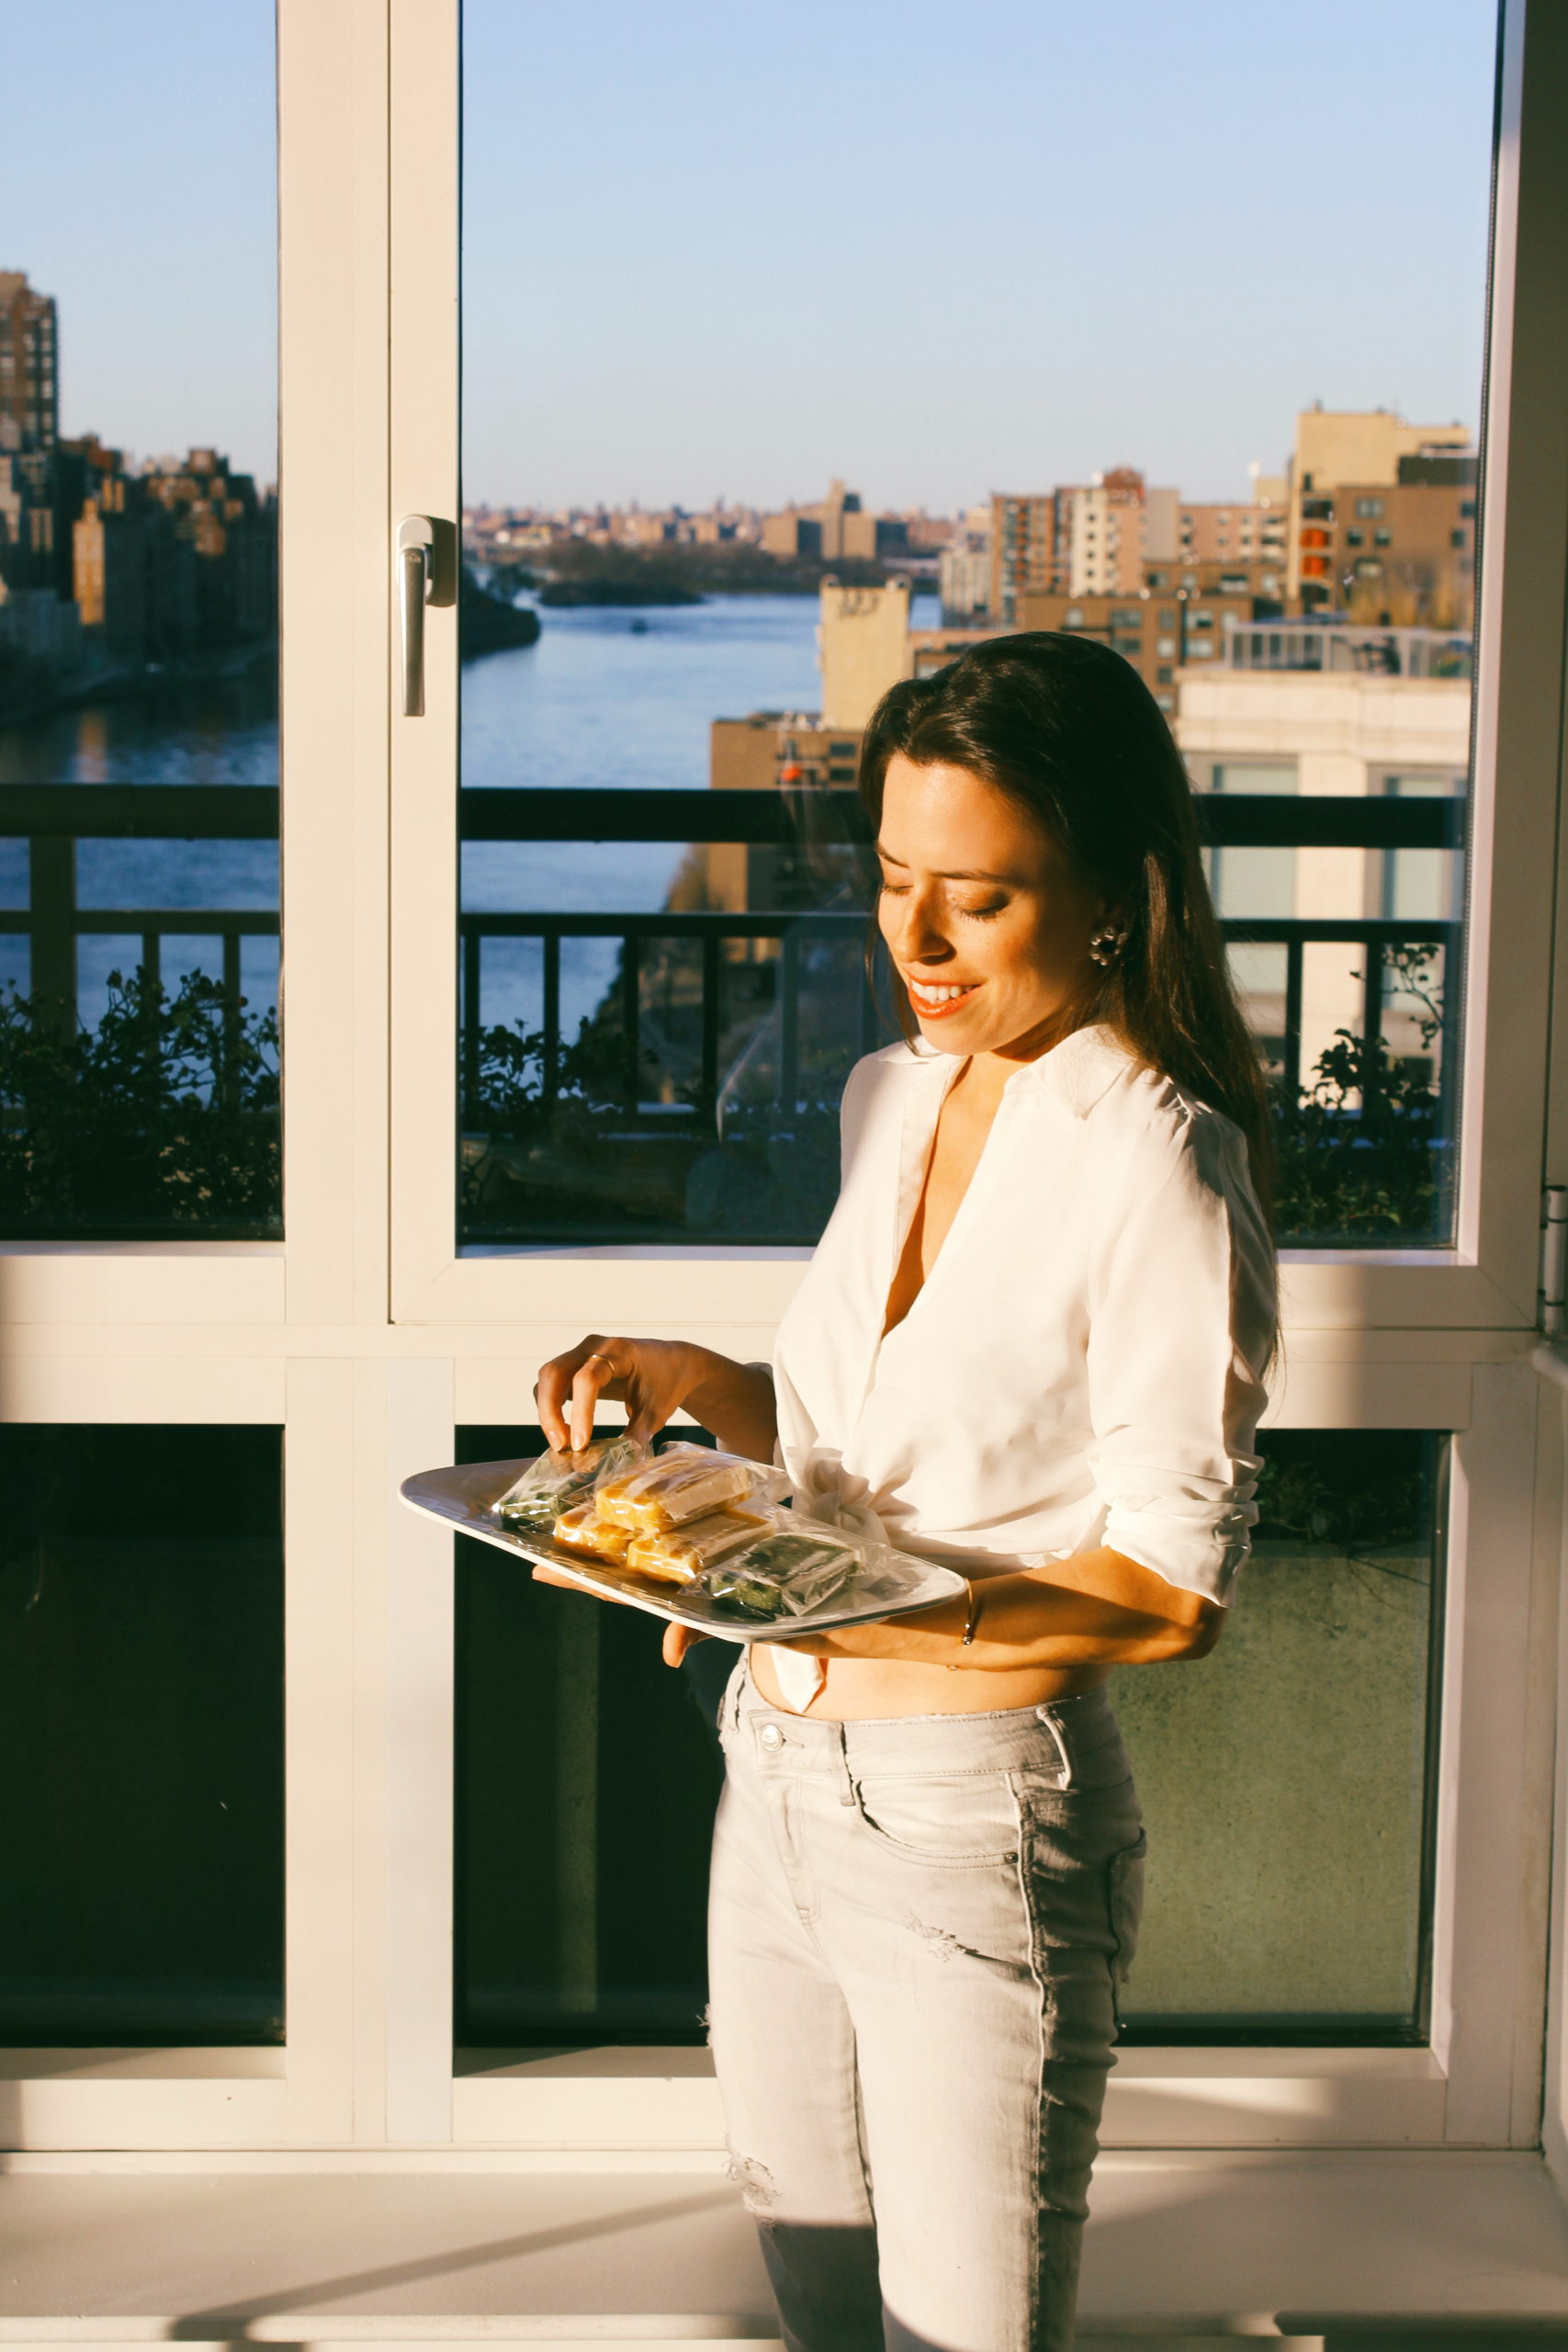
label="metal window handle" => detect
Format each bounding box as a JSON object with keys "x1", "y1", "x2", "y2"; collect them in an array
[{"x1": 397, "y1": 514, "x2": 436, "y2": 716}]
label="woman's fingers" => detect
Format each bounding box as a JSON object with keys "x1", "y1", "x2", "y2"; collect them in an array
[
  {"x1": 564, "y1": 1354, "x2": 611, "y2": 1458},
  {"x1": 535, "y1": 1333, "x2": 697, "y2": 1454},
  {"x1": 534, "y1": 1339, "x2": 599, "y2": 1452},
  {"x1": 531, "y1": 1568, "x2": 708, "y2": 1649},
  {"x1": 534, "y1": 1334, "x2": 629, "y2": 1455},
  {"x1": 661, "y1": 1621, "x2": 711, "y2": 1668},
  {"x1": 530, "y1": 1563, "x2": 587, "y2": 1590},
  {"x1": 530, "y1": 1565, "x2": 635, "y2": 1607}
]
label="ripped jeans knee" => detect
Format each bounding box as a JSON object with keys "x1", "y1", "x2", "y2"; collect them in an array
[{"x1": 726, "y1": 2143, "x2": 778, "y2": 2219}]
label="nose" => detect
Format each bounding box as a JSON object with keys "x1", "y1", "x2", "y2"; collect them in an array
[{"x1": 884, "y1": 882, "x2": 951, "y2": 967}]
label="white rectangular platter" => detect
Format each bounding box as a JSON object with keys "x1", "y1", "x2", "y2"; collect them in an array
[{"x1": 400, "y1": 1456, "x2": 969, "y2": 1639}]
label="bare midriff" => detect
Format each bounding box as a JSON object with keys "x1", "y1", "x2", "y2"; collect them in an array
[{"x1": 747, "y1": 1645, "x2": 1111, "y2": 1722}]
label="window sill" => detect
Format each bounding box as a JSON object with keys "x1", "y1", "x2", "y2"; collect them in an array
[
  {"x1": 0, "y1": 2048, "x2": 288, "y2": 2150},
  {"x1": 0, "y1": 2046, "x2": 286, "y2": 2079},
  {"x1": 451, "y1": 2044, "x2": 1450, "y2": 2152}
]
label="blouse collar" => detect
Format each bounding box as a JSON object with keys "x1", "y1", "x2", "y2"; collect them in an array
[{"x1": 904, "y1": 1021, "x2": 1132, "y2": 1119}]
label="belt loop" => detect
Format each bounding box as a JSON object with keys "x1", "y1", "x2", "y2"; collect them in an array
[
  {"x1": 1036, "y1": 1705, "x2": 1074, "y2": 1790},
  {"x1": 833, "y1": 1724, "x2": 857, "y2": 1807}
]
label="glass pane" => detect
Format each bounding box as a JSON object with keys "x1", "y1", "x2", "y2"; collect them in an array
[
  {"x1": 0, "y1": 4, "x2": 279, "y2": 1237},
  {"x1": 1116, "y1": 1430, "x2": 1441, "y2": 2039},
  {"x1": 456, "y1": 1425, "x2": 723, "y2": 2042},
  {"x1": 458, "y1": 0, "x2": 1495, "y2": 1251},
  {"x1": 455, "y1": 1427, "x2": 1440, "y2": 2046},
  {"x1": 0, "y1": 1426, "x2": 284, "y2": 2044},
  {"x1": 460, "y1": 826, "x2": 889, "y2": 1244}
]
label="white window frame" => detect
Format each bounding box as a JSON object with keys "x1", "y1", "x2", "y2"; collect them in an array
[{"x1": 1, "y1": 0, "x2": 1564, "y2": 2160}]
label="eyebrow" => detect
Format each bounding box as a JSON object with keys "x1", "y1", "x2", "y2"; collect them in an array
[{"x1": 875, "y1": 844, "x2": 1021, "y2": 884}]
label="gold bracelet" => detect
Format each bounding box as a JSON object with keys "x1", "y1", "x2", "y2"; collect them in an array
[{"x1": 946, "y1": 1581, "x2": 982, "y2": 1668}]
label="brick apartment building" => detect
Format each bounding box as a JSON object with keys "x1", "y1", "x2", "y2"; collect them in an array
[
  {"x1": 1297, "y1": 453, "x2": 1477, "y2": 629},
  {"x1": 1015, "y1": 588, "x2": 1255, "y2": 712},
  {"x1": 0, "y1": 270, "x2": 58, "y2": 452},
  {"x1": 1179, "y1": 487, "x2": 1289, "y2": 570},
  {"x1": 1287, "y1": 404, "x2": 1472, "y2": 608},
  {"x1": 990, "y1": 470, "x2": 1184, "y2": 615}
]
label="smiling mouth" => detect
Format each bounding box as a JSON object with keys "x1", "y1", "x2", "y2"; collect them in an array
[{"x1": 907, "y1": 978, "x2": 980, "y2": 1019}]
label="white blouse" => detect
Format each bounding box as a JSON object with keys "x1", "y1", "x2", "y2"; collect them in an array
[{"x1": 772, "y1": 1022, "x2": 1276, "y2": 1609}]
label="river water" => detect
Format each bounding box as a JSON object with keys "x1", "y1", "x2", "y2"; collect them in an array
[{"x1": 0, "y1": 592, "x2": 931, "y2": 1032}]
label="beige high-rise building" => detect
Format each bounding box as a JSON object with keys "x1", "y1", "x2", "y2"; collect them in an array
[
  {"x1": 1288, "y1": 406, "x2": 1472, "y2": 606},
  {"x1": 818, "y1": 578, "x2": 911, "y2": 729},
  {"x1": 761, "y1": 507, "x2": 821, "y2": 558},
  {"x1": 761, "y1": 481, "x2": 907, "y2": 565},
  {"x1": 817, "y1": 479, "x2": 856, "y2": 561}
]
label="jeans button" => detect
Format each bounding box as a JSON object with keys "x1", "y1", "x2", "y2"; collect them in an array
[{"x1": 759, "y1": 1723, "x2": 784, "y2": 1751}]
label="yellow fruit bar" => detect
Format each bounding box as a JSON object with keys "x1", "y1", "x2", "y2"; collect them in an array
[
  {"x1": 552, "y1": 1504, "x2": 634, "y2": 1565},
  {"x1": 626, "y1": 1508, "x2": 771, "y2": 1586},
  {"x1": 596, "y1": 1445, "x2": 754, "y2": 1532}
]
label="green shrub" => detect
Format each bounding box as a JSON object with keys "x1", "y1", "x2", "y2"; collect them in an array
[{"x1": 0, "y1": 968, "x2": 279, "y2": 1236}]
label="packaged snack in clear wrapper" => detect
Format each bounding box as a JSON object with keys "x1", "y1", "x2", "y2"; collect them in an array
[
  {"x1": 595, "y1": 1442, "x2": 787, "y2": 1533},
  {"x1": 703, "y1": 1523, "x2": 866, "y2": 1621},
  {"x1": 551, "y1": 1502, "x2": 635, "y2": 1565},
  {"x1": 401, "y1": 1453, "x2": 970, "y2": 1639},
  {"x1": 626, "y1": 1507, "x2": 772, "y2": 1586},
  {"x1": 494, "y1": 1437, "x2": 639, "y2": 1532}
]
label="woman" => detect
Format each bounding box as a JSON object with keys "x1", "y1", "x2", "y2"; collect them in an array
[{"x1": 534, "y1": 633, "x2": 1277, "y2": 2352}]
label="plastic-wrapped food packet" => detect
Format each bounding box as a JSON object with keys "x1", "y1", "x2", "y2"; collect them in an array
[
  {"x1": 704, "y1": 1525, "x2": 864, "y2": 1621},
  {"x1": 552, "y1": 1503, "x2": 635, "y2": 1565},
  {"x1": 596, "y1": 1442, "x2": 785, "y2": 1533},
  {"x1": 626, "y1": 1507, "x2": 772, "y2": 1587},
  {"x1": 495, "y1": 1436, "x2": 639, "y2": 1531}
]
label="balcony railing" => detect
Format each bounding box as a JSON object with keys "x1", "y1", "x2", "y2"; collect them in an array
[
  {"x1": 0, "y1": 785, "x2": 279, "y2": 1032},
  {"x1": 1221, "y1": 620, "x2": 1473, "y2": 679},
  {"x1": 0, "y1": 784, "x2": 1468, "y2": 1246}
]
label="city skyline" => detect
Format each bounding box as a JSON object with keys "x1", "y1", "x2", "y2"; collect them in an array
[{"x1": 4, "y1": 0, "x2": 1499, "y2": 508}]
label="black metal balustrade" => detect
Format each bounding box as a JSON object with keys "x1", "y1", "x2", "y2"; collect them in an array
[
  {"x1": 454, "y1": 788, "x2": 1464, "y2": 1111},
  {"x1": 460, "y1": 910, "x2": 886, "y2": 1126},
  {"x1": 0, "y1": 785, "x2": 279, "y2": 1034},
  {"x1": 0, "y1": 784, "x2": 1468, "y2": 1245}
]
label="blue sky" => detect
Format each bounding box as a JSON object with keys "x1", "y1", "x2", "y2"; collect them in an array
[
  {"x1": 0, "y1": 0, "x2": 279, "y2": 485},
  {"x1": 3, "y1": 0, "x2": 1500, "y2": 511}
]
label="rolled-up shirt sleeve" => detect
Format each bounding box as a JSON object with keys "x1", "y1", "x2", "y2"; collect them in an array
[{"x1": 1084, "y1": 1107, "x2": 1274, "y2": 1606}]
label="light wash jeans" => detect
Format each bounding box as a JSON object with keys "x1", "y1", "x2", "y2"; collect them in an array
[{"x1": 708, "y1": 1663, "x2": 1145, "y2": 2352}]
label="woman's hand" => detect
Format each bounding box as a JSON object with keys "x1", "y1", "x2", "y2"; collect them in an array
[
  {"x1": 535, "y1": 1334, "x2": 705, "y2": 1454},
  {"x1": 530, "y1": 1333, "x2": 779, "y2": 1667},
  {"x1": 528, "y1": 1554, "x2": 710, "y2": 1668},
  {"x1": 533, "y1": 1335, "x2": 779, "y2": 1463}
]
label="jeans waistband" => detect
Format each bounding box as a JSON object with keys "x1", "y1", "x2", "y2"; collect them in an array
[{"x1": 730, "y1": 1665, "x2": 1124, "y2": 1788}]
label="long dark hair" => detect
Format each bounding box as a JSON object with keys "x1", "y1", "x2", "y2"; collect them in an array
[{"x1": 859, "y1": 630, "x2": 1276, "y2": 1228}]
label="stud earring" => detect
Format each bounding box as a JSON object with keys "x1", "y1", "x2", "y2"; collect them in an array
[{"x1": 1089, "y1": 924, "x2": 1127, "y2": 968}]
